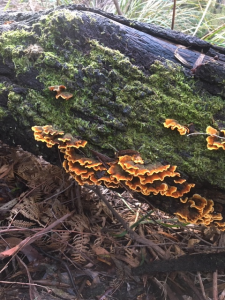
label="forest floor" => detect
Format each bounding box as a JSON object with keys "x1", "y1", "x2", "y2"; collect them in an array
[{"x1": 0, "y1": 141, "x2": 225, "y2": 300}]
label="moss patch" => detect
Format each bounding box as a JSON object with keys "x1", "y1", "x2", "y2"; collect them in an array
[
  {"x1": 0, "y1": 9, "x2": 225, "y2": 189},
  {"x1": 0, "y1": 107, "x2": 7, "y2": 120}
]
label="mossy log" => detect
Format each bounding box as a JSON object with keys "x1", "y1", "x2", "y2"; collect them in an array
[{"x1": 0, "y1": 5, "x2": 225, "y2": 219}]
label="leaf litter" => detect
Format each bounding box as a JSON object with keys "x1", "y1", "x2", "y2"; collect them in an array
[{"x1": 0, "y1": 141, "x2": 225, "y2": 300}]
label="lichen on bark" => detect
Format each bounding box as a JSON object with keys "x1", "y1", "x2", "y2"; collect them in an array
[{"x1": 0, "y1": 9, "x2": 225, "y2": 189}]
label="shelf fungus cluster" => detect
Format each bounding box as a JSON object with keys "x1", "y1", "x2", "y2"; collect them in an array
[
  {"x1": 163, "y1": 119, "x2": 190, "y2": 135},
  {"x1": 206, "y1": 126, "x2": 225, "y2": 150},
  {"x1": 175, "y1": 194, "x2": 225, "y2": 231},
  {"x1": 32, "y1": 125, "x2": 195, "y2": 197},
  {"x1": 164, "y1": 119, "x2": 225, "y2": 150},
  {"x1": 49, "y1": 85, "x2": 73, "y2": 100}
]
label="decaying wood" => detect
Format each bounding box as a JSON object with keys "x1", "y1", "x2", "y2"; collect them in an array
[
  {"x1": 132, "y1": 251, "x2": 225, "y2": 274},
  {"x1": 0, "y1": 5, "x2": 225, "y2": 220}
]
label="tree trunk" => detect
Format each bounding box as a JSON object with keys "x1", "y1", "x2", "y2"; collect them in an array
[{"x1": 0, "y1": 5, "x2": 225, "y2": 223}]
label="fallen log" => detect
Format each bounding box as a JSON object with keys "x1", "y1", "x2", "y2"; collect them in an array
[
  {"x1": 132, "y1": 251, "x2": 225, "y2": 275},
  {"x1": 0, "y1": 5, "x2": 225, "y2": 227}
]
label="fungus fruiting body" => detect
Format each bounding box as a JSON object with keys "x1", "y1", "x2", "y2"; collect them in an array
[
  {"x1": 55, "y1": 91, "x2": 74, "y2": 100},
  {"x1": 32, "y1": 126, "x2": 225, "y2": 230},
  {"x1": 164, "y1": 120, "x2": 225, "y2": 150},
  {"x1": 48, "y1": 85, "x2": 66, "y2": 92},
  {"x1": 48, "y1": 85, "x2": 73, "y2": 100},
  {"x1": 163, "y1": 119, "x2": 189, "y2": 135},
  {"x1": 175, "y1": 194, "x2": 225, "y2": 230},
  {"x1": 32, "y1": 125, "x2": 194, "y2": 198},
  {"x1": 206, "y1": 126, "x2": 225, "y2": 150}
]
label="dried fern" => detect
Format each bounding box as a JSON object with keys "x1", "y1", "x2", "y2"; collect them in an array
[
  {"x1": 67, "y1": 214, "x2": 90, "y2": 232},
  {"x1": 9, "y1": 197, "x2": 44, "y2": 227},
  {"x1": 71, "y1": 234, "x2": 90, "y2": 264}
]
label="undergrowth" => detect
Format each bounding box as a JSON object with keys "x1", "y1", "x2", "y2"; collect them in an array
[
  {"x1": 0, "y1": 141, "x2": 224, "y2": 299},
  {"x1": 2, "y1": 0, "x2": 225, "y2": 46}
]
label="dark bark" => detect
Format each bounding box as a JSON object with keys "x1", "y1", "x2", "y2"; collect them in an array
[
  {"x1": 132, "y1": 251, "x2": 225, "y2": 275},
  {"x1": 0, "y1": 5, "x2": 225, "y2": 223}
]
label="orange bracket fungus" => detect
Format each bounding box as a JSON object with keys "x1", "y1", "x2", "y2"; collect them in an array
[
  {"x1": 163, "y1": 119, "x2": 189, "y2": 135},
  {"x1": 32, "y1": 125, "x2": 195, "y2": 199},
  {"x1": 48, "y1": 85, "x2": 73, "y2": 100},
  {"x1": 55, "y1": 91, "x2": 73, "y2": 100},
  {"x1": 206, "y1": 126, "x2": 225, "y2": 150},
  {"x1": 49, "y1": 85, "x2": 66, "y2": 92},
  {"x1": 31, "y1": 125, "x2": 225, "y2": 230},
  {"x1": 175, "y1": 194, "x2": 225, "y2": 230},
  {"x1": 164, "y1": 120, "x2": 225, "y2": 151}
]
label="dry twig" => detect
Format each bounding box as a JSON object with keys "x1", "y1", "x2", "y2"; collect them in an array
[
  {"x1": 197, "y1": 272, "x2": 207, "y2": 300},
  {"x1": 112, "y1": 0, "x2": 123, "y2": 15},
  {"x1": 213, "y1": 270, "x2": 218, "y2": 300}
]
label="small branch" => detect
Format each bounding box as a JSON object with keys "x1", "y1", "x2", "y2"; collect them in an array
[
  {"x1": 38, "y1": 247, "x2": 80, "y2": 297},
  {"x1": 197, "y1": 272, "x2": 207, "y2": 300},
  {"x1": 43, "y1": 181, "x2": 74, "y2": 203},
  {"x1": 187, "y1": 132, "x2": 225, "y2": 140},
  {"x1": 0, "y1": 211, "x2": 74, "y2": 260},
  {"x1": 178, "y1": 273, "x2": 205, "y2": 300},
  {"x1": 171, "y1": 0, "x2": 176, "y2": 30},
  {"x1": 213, "y1": 270, "x2": 218, "y2": 300},
  {"x1": 112, "y1": 0, "x2": 123, "y2": 15},
  {"x1": 17, "y1": 255, "x2": 41, "y2": 300},
  {"x1": 75, "y1": 181, "x2": 83, "y2": 214}
]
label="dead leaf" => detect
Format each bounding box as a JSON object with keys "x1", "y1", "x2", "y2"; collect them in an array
[
  {"x1": 173, "y1": 245, "x2": 185, "y2": 256},
  {"x1": 92, "y1": 245, "x2": 110, "y2": 256},
  {"x1": 187, "y1": 239, "x2": 200, "y2": 248}
]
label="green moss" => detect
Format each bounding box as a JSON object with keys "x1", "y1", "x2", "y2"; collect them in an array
[
  {"x1": 0, "y1": 107, "x2": 7, "y2": 120},
  {"x1": 1, "y1": 9, "x2": 225, "y2": 189},
  {"x1": 0, "y1": 30, "x2": 34, "y2": 74},
  {"x1": 0, "y1": 84, "x2": 8, "y2": 120}
]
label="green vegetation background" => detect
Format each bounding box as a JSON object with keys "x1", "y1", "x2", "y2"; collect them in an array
[{"x1": 3, "y1": 0, "x2": 225, "y2": 47}]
